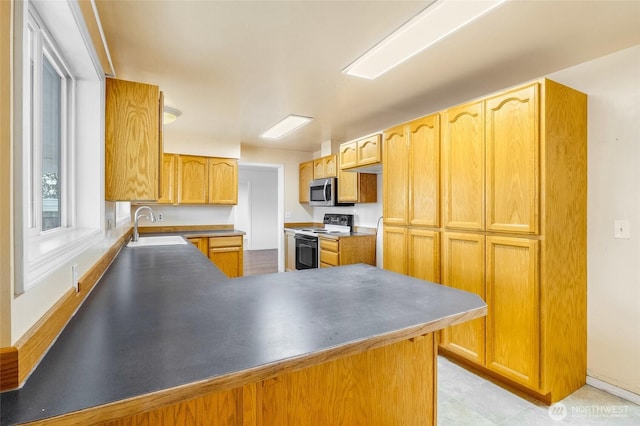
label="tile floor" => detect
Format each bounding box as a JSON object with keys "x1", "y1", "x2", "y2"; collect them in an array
[{"x1": 437, "y1": 356, "x2": 640, "y2": 425}]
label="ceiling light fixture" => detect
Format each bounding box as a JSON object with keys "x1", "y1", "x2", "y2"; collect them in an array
[
  {"x1": 260, "y1": 114, "x2": 313, "y2": 140},
  {"x1": 163, "y1": 106, "x2": 182, "y2": 125},
  {"x1": 343, "y1": 0, "x2": 509, "y2": 79}
]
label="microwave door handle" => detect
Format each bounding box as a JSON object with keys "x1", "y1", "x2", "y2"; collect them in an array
[{"x1": 323, "y1": 180, "x2": 329, "y2": 202}]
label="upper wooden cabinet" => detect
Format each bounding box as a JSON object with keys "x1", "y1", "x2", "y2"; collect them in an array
[
  {"x1": 157, "y1": 154, "x2": 177, "y2": 204},
  {"x1": 177, "y1": 155, "x2": 208, "y2": 204},
  {"x1": 337, "y1": 168, "x2": 377, "y2": 203},
  {"x1": 314, "y1": 154, "x2": 337, "y2": 179},
  {"x1": 105, "y1": 78, "x2": 162, "y2": 201},
  {"x1": 299, "y1": 160, "x2": 314, "y2": 203},
  {"x1": 382, "y1": 124, "x2": 409, "y2": 225},
  {"x1": 442, "y1": 101, "x2": 485, "y2": 231},
  {"x1": 485, "y1": 84, "x2": 539, "y2": 234},
  {"x1": 208, "y1": 158, "x2": 238, "y2": 205},
  {"x1": 339, "y1": 134, "x2": 382, "y2": 172},
  {"x1": 409, "y1": 114, "x2": 440, "y2": 228}
]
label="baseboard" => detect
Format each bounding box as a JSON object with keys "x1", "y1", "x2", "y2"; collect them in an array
[
  {"x1": 586, "y1": 375, "x2": 640, "y2": 405},
  {"x1": 0, "y1": 228, "x2": 132, "y2": 391}
]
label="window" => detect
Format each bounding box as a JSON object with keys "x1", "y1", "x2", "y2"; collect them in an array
[{"x1": 26, "y1": 6, "x2": 71, "y2": 235}]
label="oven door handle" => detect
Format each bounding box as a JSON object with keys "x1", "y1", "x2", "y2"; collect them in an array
[{"x1": 323, "y1": 180, "x2": 329, "y2": 202}]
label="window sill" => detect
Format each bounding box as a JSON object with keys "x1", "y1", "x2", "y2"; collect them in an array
[{"x1": 25, "y1": 227, "x2": 103, "y2": 291}]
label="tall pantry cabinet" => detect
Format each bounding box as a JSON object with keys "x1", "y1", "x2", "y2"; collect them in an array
[{"x1": 382, "y1": 79, "x2": 587, "y2": 403}]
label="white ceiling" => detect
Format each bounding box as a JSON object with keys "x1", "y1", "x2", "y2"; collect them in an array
[{"x1": 95, "y1": 0, "x2": 640, "y2": 153}]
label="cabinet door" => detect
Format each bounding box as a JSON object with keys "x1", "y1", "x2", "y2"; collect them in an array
[
  {"x1": 209, "y1": 247, "x2": 243, "y2": 278},
  {"x1": 383, "y1": 124, "x2": 409, "y2": 225},
  {"x1": 408, "y1": 229, "x2": 440, "y2": 283},
  {"x1": 208, "y1": 158, "x2": 238, "y2": 205},
  {"x1": 187, "y1": 237, "x2": 208, "y2": 257},
  {"x1": 409, "y1": 114, "x2": 440, "y2": 228},
  {"x1": 105, "y1": 78, "x2": 161, "y2": 201},
  {"x1": 323, "y1": 155, "x2": 337, "y2": 178},
  {"x1": 285, "y1": 231, "x2": 296, "y2": 271},
  {"x1": 486, "y1": 236, "x2": 539, "y2": 389},
  {"x1": 442, "y1": 101, "x2": 484, "y2": 230},
  {"x1": 340, "y1": 141, "x2": 358, "y2": 169},
  {"x1": 357, "y1": 135, "x2": 381, "y2": 166},
  {"x1": 486, "y1": 84, "x2": 539, "y2": 234},
  {"x1": 177, "y1": 155, "x2": 208, "y2": 204},
  {"x1": 157, "y1": 154, "x2": 176, "y2": 204},
  {"x1": 441, "y1": 232, "x2": 485, "y2": 365},
  {"x1": 313, "y1": 158, "x2": 325, "y2": 179},
  {"x1": 383, "y1": 226, "x2": 407, "y2": 275},
  {"x1": 299, "y1": 161, "x2": 314, "y2": 203},
  {"x1": 338, "y1": 168, "x2": 358, "y2": 202}
]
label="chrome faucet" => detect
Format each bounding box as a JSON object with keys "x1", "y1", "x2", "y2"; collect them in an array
[{"x1": 132, "y1": 206, "x2": 156, "y2": 242}]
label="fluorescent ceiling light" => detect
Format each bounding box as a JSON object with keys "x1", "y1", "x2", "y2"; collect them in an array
[
  {"x1": 163, "y1": 106, "x2": 181, "y2": 124},
  {"x1": 260, "y1": 114, "x2": 313, "y2": 140},
  {"x1": 343, "y1": 0, "x2": 509, "y2": 79}
]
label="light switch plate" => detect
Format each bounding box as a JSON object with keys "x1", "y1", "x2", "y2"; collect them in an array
[{"x1": 614, "y1": 220, "x2": 630, "y2": 239}]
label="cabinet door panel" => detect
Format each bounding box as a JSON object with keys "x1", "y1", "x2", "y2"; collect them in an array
[
  {"x1": 299, "y1": 161, "x2": 314, "y2": 203},
  {"x1": 357, "y1": 135, "x2": 381, "y2": 166},
  {"x1": 338, "y1": 168, "x2": 358, "y2": 202},
  {"x1": 188, "y1": 237, "x2": 208, "y2": 257},
  {"x1": 208, "y1": 158, "x2": 238, "y2": 205},
  {"x1": 441, "y1": 232, "x2": 485, "y2": 364},
  {"x1": 442, "y1": 102, "x2": 484, "y2": 230},
  {"x1": 486, "y1": 84, "x2": 539, "y2": 234},
  {"x1": 486, "y1": 236, "x2": 539, "y2": 389},
  {"x1": 383, "y1": 226, "x2": 407, "y2": 275},
  {"x1": 313, "y1": 159, "x2": 325, "y2": 179},
  {"x1": 157, "y1": 154, "x2": 177, "y2": 204},
  {"x1": 340, "y1": 142, "x2": 358, "y2": 169},
  {"x1": 383, "y1": 125, "x2": 408, "y2": 225},
  {"x1": 408, "y1": 229, "x2": 440, "y2": 283},
  {"x1": 409, "y1": 114, "x2": 440, "y2": 228},
  {"x1": 323, "y1": 155, "x2": 337, "y2": 178},
  {"x1": 178, "y1": 155, "x2": 208, "y2": 204},
  {"x1": 209, "y1": 247, "x2": 243, "y2": 278}
]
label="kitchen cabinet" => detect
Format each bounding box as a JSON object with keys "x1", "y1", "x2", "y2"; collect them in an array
[
  {"x1": 105, "y1": 78, "x2": 162, "y2": 201},
  {"x1": 337, "y1": 168, "x2": 377, "y2": 203},
  {"x1": 299, "y1": 160, "x2": 314, "y2": 203},
  {"x1": 319, "y1": 235, "x2": 376, "y2": 268},
  {"x1": 208, "y1": 235, "x2": 243, "y2": 278},
  {"x1": 187, "y1": 237, "x2": 208, "y2": 257},
  {"x1": 313, "y1": 154, "x2": 337, "y2": 179},
  {"x1": 157, "y1": 154, "x2": 177, "y2": 204},
  {"x1": 409, "y1": 114, "x2": 440, "y2": 228},
  {"x1": 339, "y1": 134, "x2": 382, "y2": 172},
  {"x1": 407, "y1": 228, "x2": 440, "y2": 283},
  {"x1": 440, "y1": 232, "x2": 485, "y2": 365},
  {"x1": 382, "y1": 78, "x2": 587, "y2": 403},
  {"x1": 208, "y1": 157, "x2": 238, "y2": 205},
  {"x1": 177, "y1": 155, "x2": 208, "y2": 204},
  {"x1": 284, "y1": 230, "x2": 296, "y2": 271},
  {"x1": 442, "y1": 101, "x2": 485, "y2": 231}
]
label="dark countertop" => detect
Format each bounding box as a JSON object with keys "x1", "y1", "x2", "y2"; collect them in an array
[{"x1": 1, "y1": 242, "x2": 485, "y2": 425}]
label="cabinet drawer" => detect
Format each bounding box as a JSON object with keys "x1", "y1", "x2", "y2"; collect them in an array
[
  {"x1": 209, "y1": 235, "x2": 242, "y2": 248},
  {"x1": 320, "y1": 239, "x2": 339, "y2": 252},
  {"x1": 320, "y1": 250, "x2": 339, "y2": 266}
]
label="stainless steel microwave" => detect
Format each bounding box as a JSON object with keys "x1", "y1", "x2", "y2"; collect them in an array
[{"x1": 309, "y1": 178, "x2": 354, "y2": 207}]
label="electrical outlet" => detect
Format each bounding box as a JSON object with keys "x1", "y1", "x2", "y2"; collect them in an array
[
  {"x1": 614, "y1": 220, "x2": 630, "y2": 239},
  {"x1": 71, "y1": 264, "x2": 79, "y2": 292},
  {"x1": 157, "y1": 213, "x2": 164, "y2": 221}
]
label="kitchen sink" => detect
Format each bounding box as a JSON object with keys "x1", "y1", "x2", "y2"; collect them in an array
[{"x1": 127, "y1": 236, "x2": 188, "y2": 247}]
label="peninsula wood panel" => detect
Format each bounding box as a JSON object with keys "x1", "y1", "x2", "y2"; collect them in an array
[
  {"x1": 298, "y1": 161, "x2": 313, "y2": 203},
  {"x1": 442, "y1": 101, "x2": 485, "y2": 231},
  {"x1": 383, "y1": 226, "x2": 407, "y2": 275},
  {"x1": 177, "y1": 155, "x2": 208, "y2": 204},
  {"x1": 441, "y1": 232, "x2": 485, "y2": 365},
  {"x1": 383, "y1": 124, "x2": 409, "y2": 225},
  {"x1": 409, "y1": 113, "x2": 440, "y2": 228},
  {"x1": 486, "y1": 83, "x2": 539, "y2": 234},
  {"x1": 486, "y1": 236, "x2": 539, "y2": 389},
  {"x1": 208, "y1": 158, "x2": 238, "y2": 205},
  {"x1": 105, "y1": 78, "x2": 160, "y2": 201},
  {"x1": 157, "y1": 154, "x2": 177, "y2": 204},
  {"x1": 407, "y1": 229, "x2": 440, "y2": 283}
]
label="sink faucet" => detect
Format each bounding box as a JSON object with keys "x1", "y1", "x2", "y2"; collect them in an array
[{"x1": 132, "y1": 206, "x2": 156, "y2": 242}]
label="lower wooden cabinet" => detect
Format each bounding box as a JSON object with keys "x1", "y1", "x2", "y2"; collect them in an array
[
  {"x1": 209, "y1": 236, "x2": 243, "y2": 278},
  {"x1": 319, "y1": 235, "x2": 376, "y2": 268},
  {"x1": 382, "y1": 226, "x2": 407, "y2": 275},
  {"x1": 383, "y1": 226, "x2": 440, "y2": 283},
  {"x1": 284, "y1": 230, "x2": 296, "y2": 271},
  {"x1": 188, "y1": 235, "x2": 243, "y2": 278}
]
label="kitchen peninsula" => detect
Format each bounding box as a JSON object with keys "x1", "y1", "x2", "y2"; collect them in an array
[{"x1": 1, "y1": 241, "x2": 486, "y2": 425}]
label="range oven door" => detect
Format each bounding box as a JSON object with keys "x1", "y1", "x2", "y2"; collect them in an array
[{"x1": 295, "y1": 234, "x2": 319, "y2": 270}]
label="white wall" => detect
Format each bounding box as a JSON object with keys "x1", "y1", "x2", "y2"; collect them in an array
[
  {"x1": 548, "y1": 45, "x2": 640, "y2": 396},
  {"x1": 238, "y1": 168, "x2": 279, "y2": 250},
  {"x1": 132, "y1": 205, "x2": 235, "y2": 227}
]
